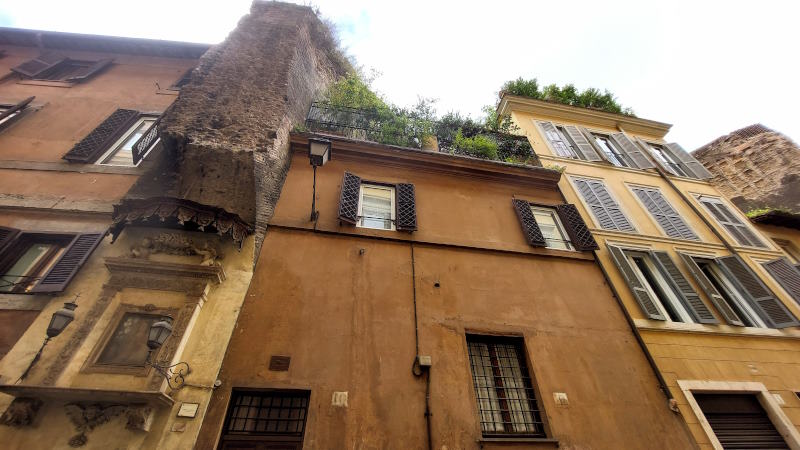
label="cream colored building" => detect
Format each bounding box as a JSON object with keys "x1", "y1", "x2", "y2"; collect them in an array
[{"x1": 499, "y1": 94, "x2": 800, "y2": 449}]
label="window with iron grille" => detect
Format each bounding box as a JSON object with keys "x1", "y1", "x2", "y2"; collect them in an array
[
  {"x1": 222, "y1": 390, "x2": 309, "y2": 441},
  {"x1": 467, "y1": 335, "x2": 546, "y2": 437}
]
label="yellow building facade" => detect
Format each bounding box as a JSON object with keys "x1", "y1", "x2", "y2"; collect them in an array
[{"x1": 499, "y1": 94, "x2": 800, "y2": 449}]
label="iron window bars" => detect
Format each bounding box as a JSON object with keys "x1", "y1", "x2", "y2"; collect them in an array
[
  {"x1": 467, "y1": 335, "x2": 546, "y2": 437},
  {"x1": 223, "y1": 390, "x2": 310, "y2": 437}
]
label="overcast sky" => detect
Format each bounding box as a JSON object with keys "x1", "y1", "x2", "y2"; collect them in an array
[{"x1": 2, "y1": 1, "x2": 798, "y2": 150}]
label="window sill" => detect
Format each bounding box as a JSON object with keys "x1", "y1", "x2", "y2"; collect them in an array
[
  {"x1": 634, "y1": 318, "x2": 800, "y2": 339},
  {"x1": 156, "y1": 88, "x2": 180, "y2": 96},
  {"x1": 478, "y1": 437, "x2": 559, "y2": 446},
  {"x1": 17, "y1": 79, "x2": 75, "y2": 88}
]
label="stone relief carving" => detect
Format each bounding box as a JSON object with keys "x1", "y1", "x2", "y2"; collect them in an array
[
  {"x1": 64, "y1": 403, "x2": 126, "y2": 447},
  {"x1": 129, "y1": 233, "x2": 223, "y2": 266},
  {"x1": 64, "y1": 403, "x2": 153, "y2": 447},
  {"x1": 0, "y1": 397, "x2": 43, "y2": 427}
]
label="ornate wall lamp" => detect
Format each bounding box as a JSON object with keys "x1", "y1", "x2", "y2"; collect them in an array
[
  {"x1": 308, "y1": 137, "x2": 331, "y2": 221},
  {"x1": 18, "y1": 297, "x2": 79, "y2": 382},
  {"x1": 144, "y1": 316, "x2": 191, "y2": 389}
]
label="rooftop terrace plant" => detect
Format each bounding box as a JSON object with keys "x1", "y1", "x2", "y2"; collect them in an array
[{"x1": 500, "y1": 77, "x2": 635, "y2": 116}]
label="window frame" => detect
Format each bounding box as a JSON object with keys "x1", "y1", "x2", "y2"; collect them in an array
[
  {"x1": 569, "y1": 176, "x2": 637, "y2": 233},
  {"x1": 692, "y1": 257, "x2": 767, "y2": 328},
  {"x1": 624, "y1": 250, "x2": 696, "y2": 323},
  {"x1": 586, "y1": 131, "x2": 630, "y2": 168},
  {"x1": 695, "y1": 195, "x2": 766, "y2": 248},
  {"x1": 643, "y1": 142, "x2": 690, "y2": 177},
  {"x1": 628, "y1": 184, "x2": 699, "y2": 241},
  {"x1": 220, "y1": 389, "x2": 310, "y2": 445},
  {"x1": 466, "y1": 334, "x2": 548, "y2": 439},
  {"x1": 0, "y1": 232, "x2": 73, "y2": 293},
  {"x1": 356, "y1": 182, "x2": 396, "y2": 231},
  {"x1": 82, "y1": 304, "x2": 178, "y2": 376},
  {"x1": 677, "y1": 380, "x2": 800, "y2": 450},
  {"x1": 95, "y1": 115, "x2": 160, "y2": 167},
  {"x1": 528, "y1": 205, "x2": 573, "y2": 251}
]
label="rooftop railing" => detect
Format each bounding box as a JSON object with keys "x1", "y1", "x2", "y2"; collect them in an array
[{"x1": 304, "y1": 102, "x2": 540, "y2": 167}]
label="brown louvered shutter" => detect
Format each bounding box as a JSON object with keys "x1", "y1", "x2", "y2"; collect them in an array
[
  {"x1": 395, "y1": 183, "x2": 417, "y2": 232},
  {"x1": 606, "y1": 245, "x2": 665, "y2": 320},
  {"x1": 762, "y1": 258, "x2": 800, "y2": 304},
  {"x1": 131, "y1": 117, "x2": 160, "y2": 165},
  {"x1": 650, "y1": 251, "x2": 718, "y2": 324},
  {"x1": 610, "y1": 132, "x2": 655, "y2": 169},
  {"x1": 554, "y1": 203, "x2": 598, "y2": 251},
  {"x1": 337, "y1": 172, "x2": 361, "y2": 224},
  {"x1": 717, "y1": 255, "x2": 799, "y2": 328},
  {"x1": 32, "y1": 233, "x2": 104, "y2": 293},
  {"x1": 0, "y1": 96, "x2": 34, "y2": 132},
  {"x1": 0, "y1": 226, "x2": 21, "y2": 254},
  {"x1": 512, "y1": 199, "x2": 546, "y2": 247},
  {"x1": 678, "y1": 253, "x2": 745, "y2": 326},
  {"x1": 665, "y1": 143, "x2": 713, "y2": 180},
  {"x1": 563, "y1": 125, "x2": 601, "y2": 161},
  {"x1": 65, "y1": 58, "x2": 113, "y2": 82},
  {"x1": 11, "y1": 52, "x2": 66, "y2": 78},
  {"x1": 63, "y1": 109, "x2": 139, "y2": 163}
]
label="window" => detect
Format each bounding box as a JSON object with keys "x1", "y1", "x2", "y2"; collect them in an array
[
  {"x1": 695, "y1": 258, "x2": 767, "y2": 327},
  {"x1": 357, "y1": 184, "x2": 395, "y2": 230},
  {"x1": 0, "y1": 235, "x2": 70, "y2": 293},
  {"x1": 631, "y1": 186, "x2": 698, "y2": 240},
  {"x1": 572, "y1": 178, "x2": 635, "y2": 232},
  {"x1": 762, "y1": 257, "x2": 800, "y2": 305},
  {"x1": 0, "y1": 227, "x2": 103, "y2": 294},
  {"x1": 646, "y1": 143, "x2": 689, "y2": 177},
  {"x1": 608, "y1": 246, "x2": 719, "y2": 323},
  {"x1": 220, "y1": 390, "x2": 309, "y2": 449},
  {"x1": 529, "y1": 206, "x2": 572, "y2": 250},
  {"x1": 0, "y1": 96, "x2": 35, "y2": 133},
  {"x1": 694, "y1": 394, "x2": 789, "y2": 449},
  {"x1": 11, "y1": 52, "x2": 112, "y2": 83},
  {"x1": 467, "y1": 335, "x2": 545, "y2": 437},
  {"x1": 95, "y1": 312, "x2": 161, "y2": 367},
  {"x1": 697, "y1": 196, "x2": 765, "y2": 248},
  {"x1": 627, "y1": 251, "x2": 695, "y2": 323},
  {"x1": 96, "y1": 116, "x2": 158, "y2": 166},
  {"x1": 590, "y1": 133, "x2": 629, "y2": 167},
  {"x1": 62, "y1": 109, "x2": 160, "y2": 165}
]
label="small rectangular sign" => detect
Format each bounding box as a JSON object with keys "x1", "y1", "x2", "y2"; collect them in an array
[{"x1": 177, "y1": 402, "x2": 199, "y2": 418}]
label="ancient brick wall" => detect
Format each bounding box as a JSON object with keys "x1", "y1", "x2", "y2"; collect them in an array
[
  {"x1": 137, "y1": 1, "x2": 348, "y2": 254},
  {"x1": 694, "y1": 124, "x2": 800, "y2": 213}
]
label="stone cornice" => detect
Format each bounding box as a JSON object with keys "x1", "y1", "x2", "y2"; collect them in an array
[
  {"x1": 290, "y1": 133, "x2": 562, "y2": 189},
  {"x1": 0, "y1": 385, "x2": 174, "y2": 407},
  {"x1": 498, "y1": 94, "x2": 672, "y2": 139}
]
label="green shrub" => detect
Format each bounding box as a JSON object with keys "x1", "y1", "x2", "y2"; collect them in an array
[
  {"x1": 501, "y1": 77, "x2": 635, "y2": 116},
  {"x1": 453, "y1": 129, "x2": 498, "y2": 159}
]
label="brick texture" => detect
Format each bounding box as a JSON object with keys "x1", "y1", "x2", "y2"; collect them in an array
[
  {"x1": 130, "y1": 1, "x2": 348, "y2": 256},
  {"x1": 694, "y1": 124, "x2": 800, "y2": 213}
]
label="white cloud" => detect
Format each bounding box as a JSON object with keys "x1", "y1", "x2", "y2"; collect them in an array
[{"x1": 1, "y1": 0, "x2": 798, "y2": 149}]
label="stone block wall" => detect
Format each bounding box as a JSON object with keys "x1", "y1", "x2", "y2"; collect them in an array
[{"x1": 694, "y1": 124, "x2": 800, "y2": 213}]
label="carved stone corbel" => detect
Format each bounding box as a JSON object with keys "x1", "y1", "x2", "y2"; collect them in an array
[
  {"x1": 124, "y1": 405, "x2": 154, "y2": 432},
  {"x1": 0, "y1": 397, "x2": 43, "y2": 427},
  {"x1": 64, "y1": 403, "x2": 126, "y2": 447}
]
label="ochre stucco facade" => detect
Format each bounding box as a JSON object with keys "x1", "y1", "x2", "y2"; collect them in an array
[
  {"x1": 194, "y1": 139, "x2": 695, "y2": 449},
  {"x1": 502, "y1": 94, "x2": 800, "y2": 449}
]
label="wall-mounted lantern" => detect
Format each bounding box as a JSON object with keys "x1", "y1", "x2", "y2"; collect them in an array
[
  {"x1": 144, "y1": 316, "x2": 191, "y2": 389},
  {"x1": 18, "y1": 297, "x2": 79, "y2": 382},
  {"x1": 308, "y1": 138, "x2": 331, "y2": 221}
]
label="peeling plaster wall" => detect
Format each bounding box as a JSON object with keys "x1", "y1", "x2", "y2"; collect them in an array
[{"x1": 150, "y1": 1, "x2": 347, "y2": 255}]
